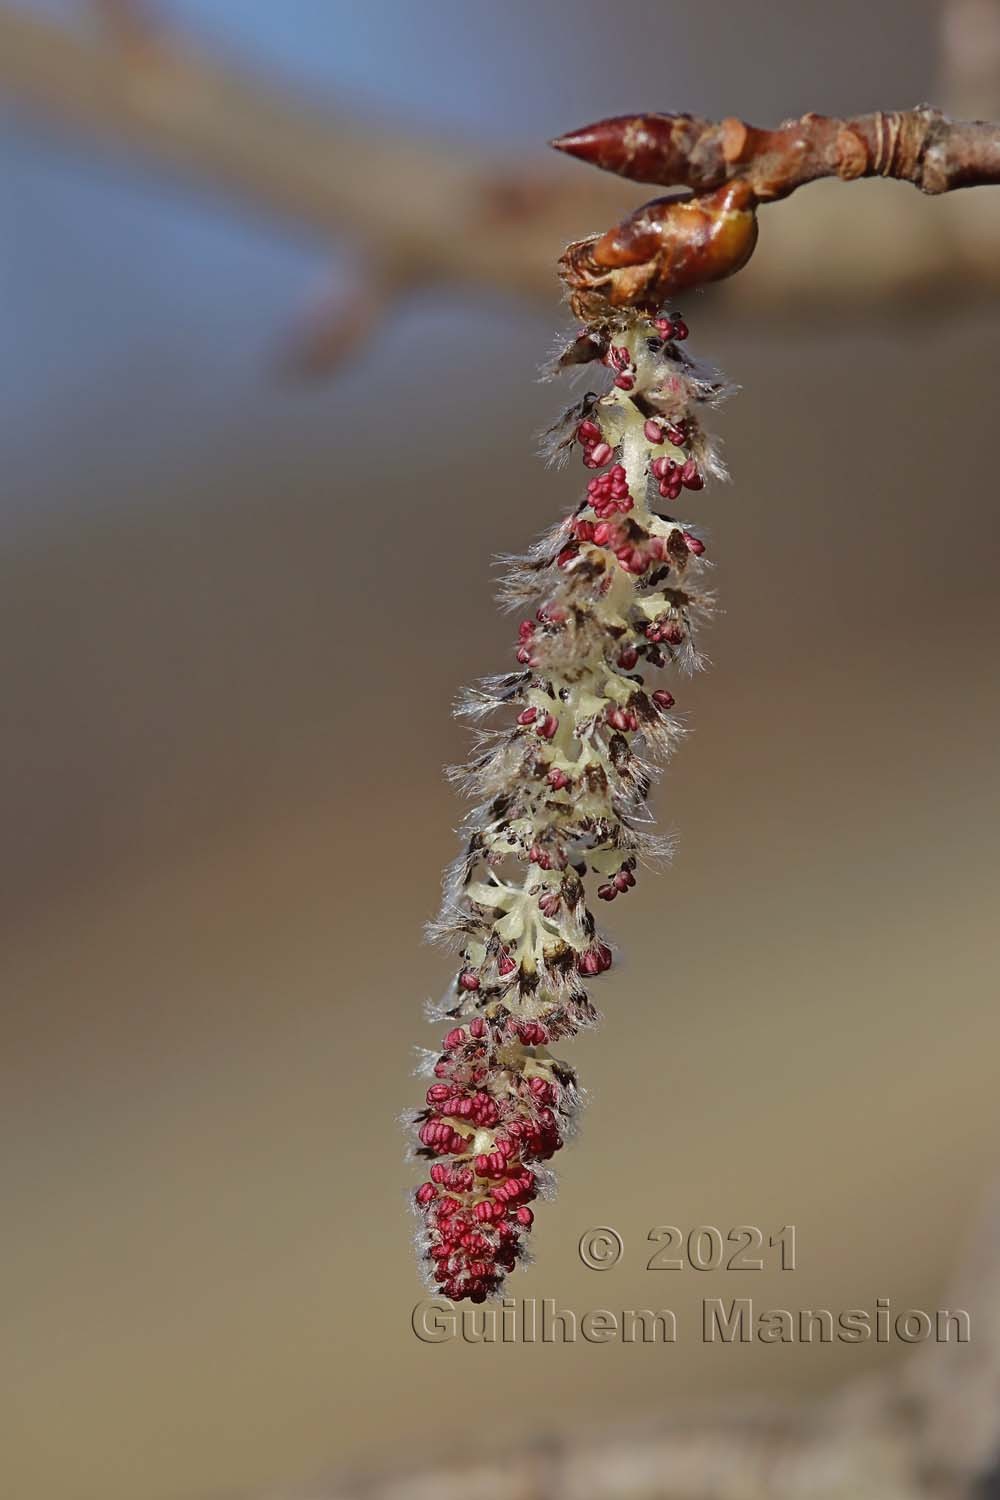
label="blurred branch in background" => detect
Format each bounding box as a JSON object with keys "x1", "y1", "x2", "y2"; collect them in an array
[
  {"x1": 298, "y1": 1186, "x2": 1000, "y2": 1500},
  {"x1": 3, "y1": 3, "x2": 1000, "y2": 377}
]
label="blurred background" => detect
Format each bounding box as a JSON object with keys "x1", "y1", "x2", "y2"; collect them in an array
[{"x1": 3, "y1": 2, "x2": 1000, "y2": 1498}]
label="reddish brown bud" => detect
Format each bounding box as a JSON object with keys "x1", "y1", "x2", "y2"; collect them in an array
[
  {"x1": 560, "y1": 179, "x2": 758, "y2": 318},
  {"x1": 592, "y1": 180, "x2": 758, "y2": 291},
  {"x1": 550, "y1": 113, "x2": 730, "y2": 191}
]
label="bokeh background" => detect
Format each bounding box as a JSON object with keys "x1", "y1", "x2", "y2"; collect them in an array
[{"x1": 3, "y1": 3, "x2": 1000, "y2": 1498}]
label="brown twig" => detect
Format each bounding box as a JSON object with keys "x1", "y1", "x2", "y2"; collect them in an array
[
  {"x1": 6, "y1": 5, "x2": 1000, "y2": 365},
  {"x1": 551, "y1": 107, "x2": 1000, "y2": 200},
  {"x1": 0, "y1": 7, "x2": 634, "y2": 303},
  {"x1": 551, "y1": 107, "x2": 1000, "y2": 318}
]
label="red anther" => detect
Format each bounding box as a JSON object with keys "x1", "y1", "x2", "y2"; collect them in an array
[
  {"x1": 673, "y1": 318, "x2": 689, "y2": 340},
  {"x1": 683, "y1": 530, "x2": 705, "y2": 554},
  {"x1": 598, "y1": 882, "x2": 616, "y2": 901},
  {"x1": 547, "y1": 767, "x2": 570, "y2": 790},
  {"x1": 536, "y1": 713, "x2": 559, "y2": 740},
  {"x1": 613, "y1": 373, "x2": 634, "y2": 390},
  {"x1": 556, "y1": 545, "x2": 578, "y2": 568},
  {"x1": 516, "y1": 706, "x2": 538, "y2": 725},
  {"x1": 459, "y1": 970, "x2": 480, "y2": 992},
  {"x1": 574, "y1": 518, "x2": 596, "y2": 542},
  {"x1": 588, "y1": 441, "x2": 613, "y2": 466},
  {"x1": 597, "y1": 943, "x2": 613, "y2": 971},
  {"x1": 427, "y1": 1084, "x2": 451, "y2": 1104},
  {"x1": 430, "y1": 1164, "x2": 447, "y2": 1185},
  {"x1": 654, "y1": 317, "x2": 675, "y2": 339},
  {"x1": 652, "y1": 689, "x2": 676, "y2": 710},
  {"x1": 497, "y1": 950, "x2": 517, "y2": 976},
  {"x1": 415, "y1": 1182, "x2": 437, "y2": 1205},
  {"x1": 474, "y1": 1153, "x2": 491, "y2": 1176},
  {"x1": 577, "y1": 419, "x2": 602, "y2": 444},
  {"x1": 617, "y1": 646, "x2": 639, "y2": 670},
  {"x1": 612, "y1": 871, "x2": 630, "y2": 892},
  {"x1": 665, "y1": 422, "x2": 687, "y2": 446},
  {"x1": 660, "y1": 621, "x2": 684, "y2": 645},
  {"x1": 578, "y1": 948, "x2": 601, "y2": 976},
  {"x1": 593, "y1": 521, "x2": 615, "y2": 546},
  {"x1": 607, "y1": 345, "x2": 629, "y2": 369},
  {"x1": 518, "y1": 619, "x2": 535, "y2": 640},
  {"x1": 651, "y1": 455, "x2": 675, "y2": 479},
  {"x1": 538, "y1": 890, "x2": 561, "y2": 917},
  {"x1": 680, "y1": 460, "x2": 703, "y2": 490},
  {"x1": 644, "y1": 419, "x2": 664, "y2": 443},
  {"x1": 515, "y1": 1206, "x2": 534, "y2": 1226},
  {"x1": 618, "y1": 494, "x2": 634, "y2": 513},
  {"x1": 444, "y1": 1027, "x2": 467, "y2": 1050},
  {"x1": 474, "y1": 1201, "x2": 496, "y2": 1222},
  {"x1": 515, "y1": 646, "x2": 534, "y2": 664},
  {"x1": 606, "y1": 705, "x2": 629, "y2": 730}
]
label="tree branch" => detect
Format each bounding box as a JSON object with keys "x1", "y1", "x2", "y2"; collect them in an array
[
  {"x1": 0, "y1": 5, "x2": 634, "y2": 303},
  {"x1": 5, "y1": 4, "x2": 1000, "y2": 352},
  {"x1": 551, "y1": 106, "x2": 1000, "y2": 200},
  {"x1": 551, "y1": 107, "x2": 1000, "y2": 317}
]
